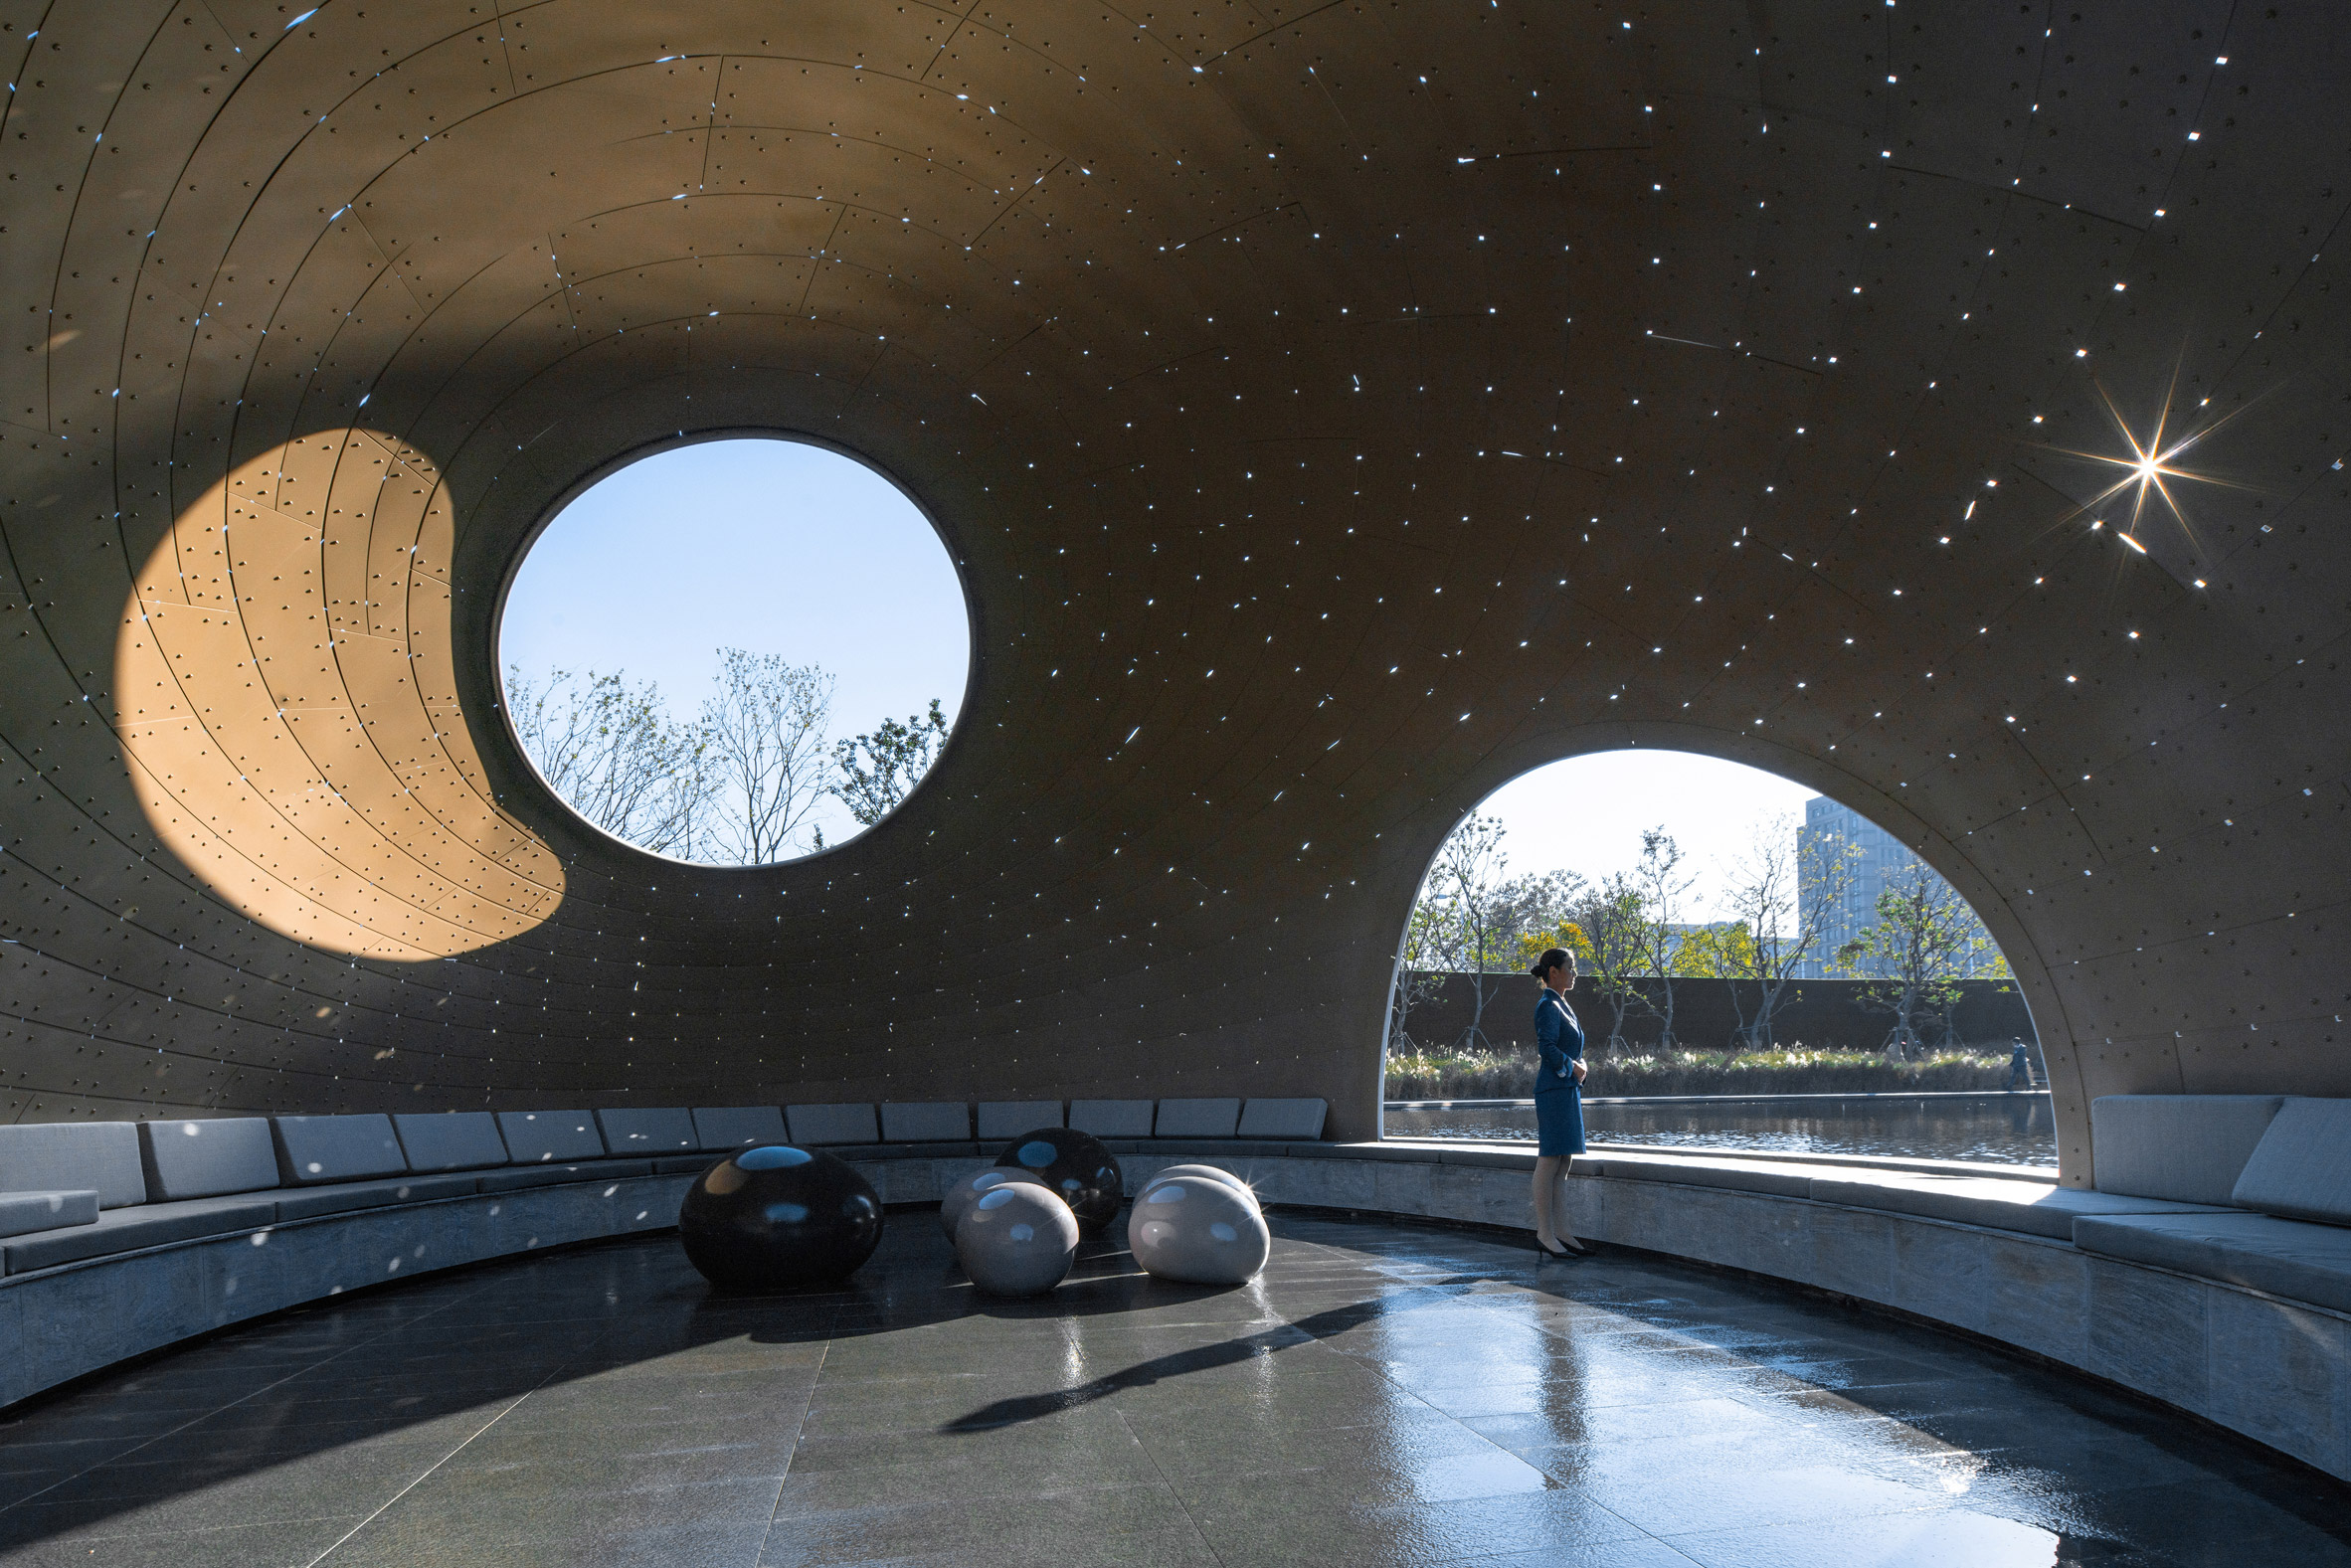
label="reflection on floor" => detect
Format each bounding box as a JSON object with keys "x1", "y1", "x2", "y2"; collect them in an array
[{"x1": 0, "y1": 1216, "x2": 2347, "y2": 1566}]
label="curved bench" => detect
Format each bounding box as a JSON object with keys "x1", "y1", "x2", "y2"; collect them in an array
[{"x1": 5, "y1": 1111, "x2": 2348, "y2": 1486}]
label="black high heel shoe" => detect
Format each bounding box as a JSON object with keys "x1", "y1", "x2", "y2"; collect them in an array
[{"x1": 1536, "y1": 1238, "x2": 1587, "y2": 1260}]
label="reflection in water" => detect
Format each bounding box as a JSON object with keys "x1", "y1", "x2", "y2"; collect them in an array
[{"x1": 1383, "y1": 1093, "x2": 2058, "y2": 1167}]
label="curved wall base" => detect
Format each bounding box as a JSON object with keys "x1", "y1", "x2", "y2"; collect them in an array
[
  {"x1": 5, "y1": 1151, "x2": 2341, "y2": 1488},
  {"x1": 0, "y1": 1174, "x2": 695, "y2": 1411}
]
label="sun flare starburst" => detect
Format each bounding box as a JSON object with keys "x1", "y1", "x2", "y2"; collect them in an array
[{"x1": 2044, "y1": 376, "x2": 2259, "y2": 554}]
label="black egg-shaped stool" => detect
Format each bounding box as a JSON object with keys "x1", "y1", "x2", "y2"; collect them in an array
[
  {"x1": 995, "y1": 1127, "x2": 1123, "y2": 1234},
  {"x1": 679, "y1": 1144, "x2": 884, "y2": 1290}
]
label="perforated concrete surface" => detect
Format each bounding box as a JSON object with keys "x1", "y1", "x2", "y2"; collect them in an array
[
  {"x1": 9, "y1": 4, "x2": 2351, "y2": 1173},
  {"x1": 2, "y1": 1216, "x2": 2347, "y2": 1567}
]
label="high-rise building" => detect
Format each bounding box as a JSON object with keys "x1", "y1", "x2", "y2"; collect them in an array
[{"x1": 1794, "y1": 797, "x2": 1999, "y2": 979}]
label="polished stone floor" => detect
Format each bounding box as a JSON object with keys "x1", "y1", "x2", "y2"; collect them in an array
[{"x1": 1, "y1": 1216, "x2": 2348, "y2": 1567}]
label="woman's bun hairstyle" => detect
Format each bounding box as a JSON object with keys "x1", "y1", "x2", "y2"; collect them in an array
[{"x1": 1531, "y1": 947, "x2": 1571, "y2": 980}]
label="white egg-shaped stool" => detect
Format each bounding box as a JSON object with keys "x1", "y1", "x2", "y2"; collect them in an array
[
  {"x1": 1137, "y1": 1163, "x2": 1260, "y2": 1214},
  {"x1": 1127, "y1": 1175, "x2": 1271, "y2": 1286},
  {"x1": 939, "y1": 1166, "x2": 1052, "y2": 1239},
  {"x1": 954, "y1": 1183, "x2": 1079, "y2": 1297}
]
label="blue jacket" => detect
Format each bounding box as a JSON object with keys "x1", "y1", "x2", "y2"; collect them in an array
[{"x1": 1534, "y1": 989, "x2": 1584, "y2": 1090}]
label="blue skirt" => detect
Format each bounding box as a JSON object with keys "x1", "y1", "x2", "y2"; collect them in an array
[{"x1": 1534, "y1": 1085, "x2": 1585, "y2": 1157}]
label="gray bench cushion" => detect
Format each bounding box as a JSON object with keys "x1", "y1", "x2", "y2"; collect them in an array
[
  {"x1": 1807, "y1": 1172, "x2": 2227, "y2": 1241},
  {"x1": 2232, "y1": 1098, "x2": 2351, "y2": 1224},
  {"x1": 474, "y1": 1158, "x2": 653, "y2": 1193},
  {"x1": 495, "y1": 1111, "x2": 606, "y2": 1163},
  {"x1": 976, "y1": 1102, "x2": 1062, "y2": 1141},
  {"x1": 1237, "y1": 1099, "x2": 1328, "y2": 1139},
  {"x1": 787, "y1": 1105, "x2": 880, "y2": 1146},
  {"x1": 1154, "y1": 1099, "x2": 1241, "y2": 1138},
  {"x1": 2092, "y1": 1095, "x2": 2284, "y2": 1203},
  {"x1": 272, "y1": 1173, "x2": 480, "y2": 1221},
  {"x1": 271, "y1": 1116, "x2": 408, "y2": 1186},
  {"x1": 655, "y1": 1153, "x2": 721, "y2": 1175},
  {"x1": 3, "y1": 1196, "x2": 279, "y2": 1275},
  {"x1": 878, "y1": 1103, "x2": 970, "y2": 1142},
  {"x1": 0, "y1": 1191, "x2": 98, "y2": 1239},
  {"x1": 0, "y1": 1123, "x2": 146, "y2": 1209},
  {"x1": 2074, "y1": 1210, "x2": 2351, "y2": 1314},
  {"x1": 1068, "y1": 1100, "x2": 1155, "y2": 1138},
  {"x1": 137, "y1": 1119, "x2": 278, "y2": 1200},
  {"x1": 692, "y1": 1106, "x2": 788, "y2": 1150},
  {"x1": 392, "y1": 1113, "x2": 510, "y2": 1173},
  {"x1": 596, "y1": 1108, "x2": 698, "y2": 1154}
]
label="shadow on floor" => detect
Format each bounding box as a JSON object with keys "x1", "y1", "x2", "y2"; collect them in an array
[{"x1": 0, "y1": 1214, "x2": 2346, "y2": 1565}]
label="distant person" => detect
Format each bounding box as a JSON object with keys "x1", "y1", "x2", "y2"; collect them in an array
[
  {"x1": 2007, "y1": 1040, "x2": 2035, "y2": 1091},
  {"x1": 1528, "y1": 948, "x2": 1590, "y2": 1258}
]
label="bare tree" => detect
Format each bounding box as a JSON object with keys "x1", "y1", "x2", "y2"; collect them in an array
[
  {"x1": 1718, "y1": 816, "x2": 1857, "y2": 1060},
  {"x1": 505, "y1": 665, "x2": 711, "y2": 857},
  {"x1": 1408, "y1": 816, "x2": 1580, "y2": 1051},
  {"x1": 1385, "y1": 899, "x2": 1451, "y2": 1057},
  {"x1": 699, "y1": 648, "x2": 836, "y2": 864},
  {"x1": 1414, "y1": 815, "x2": 1512, "y2": 1049},
  {"x1": 1630, "y1": 827, "x2": 1696, "y2": 1048}
]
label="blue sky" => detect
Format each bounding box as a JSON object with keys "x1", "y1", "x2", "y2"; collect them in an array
[
  {"x1": 1473, "y1": 751, "x2": 1818, "y2": 924},
  {"x1": 498, "y1": 437, "x2": 971, "y2": 852}
]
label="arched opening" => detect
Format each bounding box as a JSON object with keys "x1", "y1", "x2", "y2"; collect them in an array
[
  {"x1": 1382, "y1": 749, "x2": 2052, "y2": 1165},
  {"x1": 495, "y1": 436, "x2": 972, "y2": 866}
]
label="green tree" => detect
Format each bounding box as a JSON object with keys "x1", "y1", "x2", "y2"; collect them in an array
[
  {"x1": 832, "y1": 698, "x2": 950, "y2": 826},
  {"x1": 1836, "y1": 864, "x2": 1977, "y2": 1059},
  {"x1": 1405, "y1": 815, "x2": 1582, "y2": 1051},
  {"x1": 1670, "y1": 923, "x2": 1754, "y2": 980},
  {"x1": 1559, "y1": 875, "x2": 1650, "y2": 1053},
  {"x1": 1386, "y1": 900, "x2": 1451, "y2": 1055}
]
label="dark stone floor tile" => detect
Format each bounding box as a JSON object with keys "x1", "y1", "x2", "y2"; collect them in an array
[
  {"x1": 0, "y1": 1514, "x2": 369, "y2": 1567},
  {"x1": 1183, "y1": 1482, "x2": 1650, "y2": 1568},
  {"x1": 1662, "y1": 1508, "x2": 2162, "y2": 1568},
  {"x1": 1966, "y1": 1474, "x2": 2351, "y2": 1563},
  {"x1": 786, "y1": 1403, "x2": 1159, "y2": 1483},
  {"x1": 1452, "y1": 1544, "x2": 1704, "y2": 1568},
  {"x1": 759, "y1": 1521, "x2": 1224, "y2": 1568},
  {"x1": 432, "y1": 1431, "x2": 799, "y2": 1487},
  {"x1": 1460, "y1": 1394, "x2": 1786, "y2": 1455},
  {"x1": 376, "y1": 1470, "x2": 788, "y2": 1538},
  {"x1": 1135, "y1": 1413, "x2": 1523, "y2": 1482},
  {"x1": 1174, "y1": 1440, "x2": 1556, "y2": 1512},
  {"x1": 1571, "y1": 1462, "x2": 1954, "y2": 1537},
  {"x1": 758, "y1": 1480, "x2": 1198, "y2": 1566},
  {"x1": 0, "y1": 1223, "x2": 2343, "y2": 1567},
  {"x1": 324, "y1": 1513, "x2": 775, "y2": 1568},
  {"x1": 0, "y1": 1440, "x2": 421, "y2": 1545}
]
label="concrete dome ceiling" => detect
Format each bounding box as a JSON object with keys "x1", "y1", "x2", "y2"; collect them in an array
[{"x1": 3, "y1": 1, "x2": 2344, "y2": 1175}]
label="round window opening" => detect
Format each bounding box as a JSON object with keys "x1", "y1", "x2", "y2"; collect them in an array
[{"x1": 498, "y1": 437, "x2": 970, "y2": 865}]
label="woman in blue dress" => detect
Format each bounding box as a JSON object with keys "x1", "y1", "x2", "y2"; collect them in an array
[{"x1": 1529, "y1": 947, "x2": 1590, "y2": 1258}]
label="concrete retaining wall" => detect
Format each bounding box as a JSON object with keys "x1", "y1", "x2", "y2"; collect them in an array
[{"x1": 1397, "y1": 971, "x2": 2038, "y2": 1055}]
